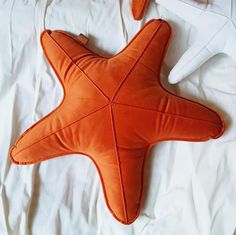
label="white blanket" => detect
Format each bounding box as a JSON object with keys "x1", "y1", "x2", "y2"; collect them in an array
[{"x1": 0, "y1": 0, "x2": 235, "y2": 234}]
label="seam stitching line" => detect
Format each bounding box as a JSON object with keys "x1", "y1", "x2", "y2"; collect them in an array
[{"x1": 110, "y1": 105, "x2": 128, "y2": 222}]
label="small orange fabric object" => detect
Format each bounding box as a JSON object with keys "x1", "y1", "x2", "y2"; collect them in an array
[
  {"x1": 10, "y1": 19, "x2": 224, "y2": 224},
  {"x1": 131, "y1": 0, "x2": 150, "y2": 20},
  {"x1": 131, "y1": 0, "x2": 208, "y2": 21}
]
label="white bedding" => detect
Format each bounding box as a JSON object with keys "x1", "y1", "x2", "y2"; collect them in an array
[{"x1": 0, "y1": 0, "x2": 236, "y2": 234}]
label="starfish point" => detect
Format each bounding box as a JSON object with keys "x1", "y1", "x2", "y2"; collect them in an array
[{"x1": 156, "y1": 0, "x2": 236, "y2": 83}]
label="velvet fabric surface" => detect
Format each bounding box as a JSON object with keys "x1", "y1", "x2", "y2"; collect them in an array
[{"x1": 131, "y1": 0, "x2": 150, "y2": 20}]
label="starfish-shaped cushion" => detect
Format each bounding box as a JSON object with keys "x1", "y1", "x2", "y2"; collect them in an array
[{"x1": 10, "y1": 19, "x2": 224, "y2": 224}]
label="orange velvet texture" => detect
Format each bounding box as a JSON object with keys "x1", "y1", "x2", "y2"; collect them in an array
[
  {"x1": 10, "y1": 19, "x2": 224, "y2": 224},
  {"x1": 131, "y1": 0, "x2": 150, "y2": 20}
]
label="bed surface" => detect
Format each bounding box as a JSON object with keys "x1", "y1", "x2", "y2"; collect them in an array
[{"x1": 0, "y1": 0, "x2": 236, "y2": 234}]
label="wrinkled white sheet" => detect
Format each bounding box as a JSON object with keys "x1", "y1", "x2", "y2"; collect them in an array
[{"x1": 0, "y1": 0, "x2": 236, "y2": 234}]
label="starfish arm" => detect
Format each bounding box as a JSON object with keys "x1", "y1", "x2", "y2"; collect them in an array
[
  {"x1": 168, "y1": 20, "x2": 236, "y2": 83},
  {"x1": 40, "y1": 30, "x2": 94, "y2": 85},
  {"x1": 9, "y1": 99, "x2": 109, "y2": 164},
  {"x1": 168, "y1": 42, "x2": 217, "y2": 84},
  {"x1": 9, "y1": 123, "x2": 73, "y2": 165},
  {"x1": 9, "y1": 101, "x2": 78, "y2": 164},
  {"x1": 131, "y1": 0, "x2": 150, "y2": 20},
  {"x1": 155, "y1": 0, "x2": 233, "y2": 83},
  {"x1": 154, "y1": 93, "x2": 225, "y2": 141},
  {"x1": 111, "y1": 100, "x2": 223, "y2": 146},
  {"x1": 95, "y1": 145, "x2": 148, "y2": 224},
  {"x1": 117, "y1": 19, "x2": 172, "y2": 74}
]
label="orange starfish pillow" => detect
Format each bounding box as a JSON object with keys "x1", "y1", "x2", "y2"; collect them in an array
[{"x1": 10, "y1": 19, "x2": 224, "y2": 224}]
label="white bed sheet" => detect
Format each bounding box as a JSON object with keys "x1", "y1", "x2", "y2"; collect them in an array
[{"x1": 0, "y1": 0, "x2": 236, "y2": 234}]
